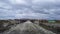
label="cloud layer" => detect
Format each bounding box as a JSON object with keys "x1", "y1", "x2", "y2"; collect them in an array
[{"x1": 0, "y1": 0, "x2": 60, "y2": 20}]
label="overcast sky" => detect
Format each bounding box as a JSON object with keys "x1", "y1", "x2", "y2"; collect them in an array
[{"x1": 0, "y1": 0, "x2": 60, "y2": 20}]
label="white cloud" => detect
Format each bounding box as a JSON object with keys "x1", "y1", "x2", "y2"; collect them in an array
[
  {"x1": 9, "y1": 0, "x2": 28, "y2": 5},
  {"x1": 0, "y1": 2, "x2": 12, "y2": 10},
  {"x1": 32, "y1": 0, "x2": 56, "y2": 4},
  {"x1": 0, "y1": 0, "x2": 60, "y2": 20}
]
